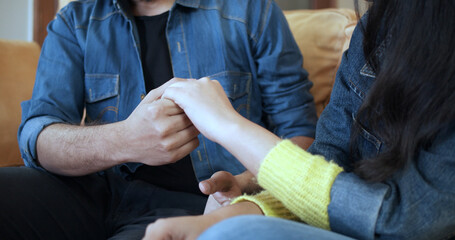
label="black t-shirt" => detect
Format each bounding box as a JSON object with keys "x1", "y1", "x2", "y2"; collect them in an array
[{"x1": 132, "y1": 12, "x2": 202, "y2": 196}]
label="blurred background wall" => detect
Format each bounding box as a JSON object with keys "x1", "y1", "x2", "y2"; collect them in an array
[
  {"x1": 0, "y1": 0, "x2": 364, "y2": 44},
  {"x1": 0, "y1": 0, "x2": 34, "y2": 41}
]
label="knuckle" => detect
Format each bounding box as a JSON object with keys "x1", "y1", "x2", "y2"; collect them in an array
[
  {"x1": 171, "y1": 77, "x2": 184, "y2": 83},
  {"x1": 191, "y1": 138, "x2": 200, "y2": 148},
  {"x1": 153, "y1": 124, "x2": 171, "y2": 138},
  {"x1": 168, "y1": 157, "x2": 179, "y2": 164},
  {"x1": 147, "y1": 105, "x2": 162, "y2": 117},
  {"x1": 165, "y1": 151, "x2": 181, "y2": 164},
  {"x1": 199, "y1": 77, "x2": 211, "y2": 83},
  {"x1": 161, "y1": 142, "x2": 174, "y2": 152}
]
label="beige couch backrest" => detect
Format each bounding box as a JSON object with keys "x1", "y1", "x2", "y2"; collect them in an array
[{"x1": 284, "y1": 9, "x2": 357, "y2": 116}]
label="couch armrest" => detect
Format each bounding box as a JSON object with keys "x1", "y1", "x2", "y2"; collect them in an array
[{"x1": 0, "y1": 39, "x2": 40, "y2": 167}]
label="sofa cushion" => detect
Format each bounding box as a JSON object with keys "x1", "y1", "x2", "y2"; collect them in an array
[
  {"x1": 0, "y1": 39, "x2": 40, "y2": 167},
  {"x1": 284, "y1": 9, "x2": 357, "y2": 116}
]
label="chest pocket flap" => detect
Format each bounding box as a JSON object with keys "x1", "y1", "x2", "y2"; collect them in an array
[
  {"x1": 84, "y1": 74, "x2": 119, "y2": 103},
  {"x1": 208, "y1": 71, "x2": 251, "y2": 100}
]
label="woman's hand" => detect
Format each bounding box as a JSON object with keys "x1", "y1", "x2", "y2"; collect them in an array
[
  {"x1": 161, "y1": 77, "x2": 243, "y2": 143},
  {"x1": 163, "y1": 77, "x2": 281, "y2": 176},
  {"x1": 201, "y1": 171, "x2": 262, "y2": 214},
  {"x1": 200, "y1": 171, "x2": 243, "y2": 214},
  {"x1": 142, "y1": 215, "x2": 215, "y2": 240},
  {"x1": 142, "y1": 202, "x2": 264, "y2": 240}
]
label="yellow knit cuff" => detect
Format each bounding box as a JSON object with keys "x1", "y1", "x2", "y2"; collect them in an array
[
  {"x1": 258, "y1": 140, "x2": 344, "y2": 230},
  {"x1": 231, "y1": 190, "x2": 299, "y2": 221}
]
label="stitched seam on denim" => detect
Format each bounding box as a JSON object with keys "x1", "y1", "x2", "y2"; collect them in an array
[
  {"x1": 348, "y1": 78, "x2": 366, "y2": 99},
  {"x1": 90, "y1": 11, "x2": 121, "y2": 21},
  {"x1": 352, "y1": 113, "x2": 382, "y2": 151},
  {"x1": 197, "y1": 5, "x2": 256, "y2": 43},
  {"x1": 207, "y1": 71, "x2": 251, "y2": 99},
  {"x1": 246, "y1": 75, "x2": 252, "y2": 119},
  {"x1": 95, "y1": 106, "x2": 118, "y2": 121},
  {"x1": 208, "y1": 71, "x2": 252, "y2": 78},
  {"x1": 360, "y1": 63, "x2": 376, "y2": 78},
  {"x1": 85, "y1": 73, "x2": 119, "y2": 78},
  {"x1": 178, "y1": 13, "x2": 193, "y2": 78},
  {"x1": 197, "y1": 6, "x2": 247, "y2": 23},
  {"x1": 360, "y1": 36, "x2": 390, "y2": 78},
  {"x1": 56, "y1": 11, "x2": 83, "y2": 48},
  {"x1": 61, "y1": 0, "x2": 95, "y2": 29},
  {"x1": 85, "y1": 74, "x2": 119, "y2": 102},
  {"x1": 256, "y1": 0, "x2": 272, "y2": 43},
  {"x1": 115, "y1": 91, "x2": 120, "y2": 122},
  {"x1": 201, "y1": 137, "x2": 214, "y2": 174}
]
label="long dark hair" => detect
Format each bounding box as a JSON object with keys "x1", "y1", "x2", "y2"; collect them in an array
[{"x1": 352, "y1": 0, "x2": 455, "y2": 182}]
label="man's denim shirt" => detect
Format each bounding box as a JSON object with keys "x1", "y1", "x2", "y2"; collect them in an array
[
  {"x1": 18, "y1": 0, "x2": 317, "y2": 181},
  {"x1": 308, "y1": 17, "x2": 455, "y2": 240}
]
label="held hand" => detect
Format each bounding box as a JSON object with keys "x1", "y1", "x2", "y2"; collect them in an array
[
  {"x1": 143, "y1": 215, "x2": 215, "y2": 240},
  {"x1": 161, "y1": 77, "x2": 242, "y2": 143},
  {"x1": 200, "y1": 171, "x2": 259, "y2": 214},
  {"x1": 118, "y1": 78, "x2": 200, "y2": 166}
]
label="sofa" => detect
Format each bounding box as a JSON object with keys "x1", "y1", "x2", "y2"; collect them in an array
[
  {"x1": 0, "y1": 39, "x2": 40, "y2": 167},
  {"x1": 0, "y1": 8, "x2": 356, "y2": 168}
]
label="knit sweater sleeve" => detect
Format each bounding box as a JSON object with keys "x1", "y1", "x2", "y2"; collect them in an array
[
  {"x1": 231, "y1": 190, "x2": 300, "y2": 221},
  {"x1": 232, "y1": 140, "x2": 343, "y2": 230}
]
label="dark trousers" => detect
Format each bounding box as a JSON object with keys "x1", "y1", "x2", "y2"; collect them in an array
[{"x1": 0, "y1": 167, "x2": 207, "y2": 240}]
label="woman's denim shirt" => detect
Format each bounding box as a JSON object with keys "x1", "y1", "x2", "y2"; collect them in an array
[
  {"x1": 308, "y1": 17, "x2": 455, "y2": 240},
  {"x1": 18, "y1": 0, "x2": 317, "y2": 181}
]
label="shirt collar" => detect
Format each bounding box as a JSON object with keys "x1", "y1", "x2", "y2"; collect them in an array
[{"x1": 175, "y1": 0, "x2": 200, "y2": 8}]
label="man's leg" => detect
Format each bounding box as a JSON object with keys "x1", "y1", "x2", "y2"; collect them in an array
[
  {"x1": 0, "y1": 167, "x2": 110, "y2": 240},
  {"x1": 108, "y1": 179, "x2": 207, "y2": 240}
]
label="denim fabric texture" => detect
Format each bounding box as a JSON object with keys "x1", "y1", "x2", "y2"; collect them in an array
[
  {"x1": 198, "y1": 215, "x2": 355, "y2": 240},
  {"x1": 308, "y1": 17, "x2": 455, "y2": 240},
  {"x1": 18, "y1": 0, "x2": 317, "y2": 181}
]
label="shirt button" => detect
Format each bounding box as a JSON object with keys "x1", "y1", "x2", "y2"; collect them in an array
[{"x1": 140, "y1": 94, "x2": 145, "y2": 100}]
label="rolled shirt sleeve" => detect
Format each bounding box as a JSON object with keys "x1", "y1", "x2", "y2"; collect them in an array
[{"x1": 18, "y1": 7, "x2": 85, "y2": 167}]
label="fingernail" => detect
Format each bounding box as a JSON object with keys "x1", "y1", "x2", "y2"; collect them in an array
[{"x1": 199, "y1": 182, "x2": 210, "y2": 193}]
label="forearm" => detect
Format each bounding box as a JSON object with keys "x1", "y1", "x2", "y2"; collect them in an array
[
  {"x1": 36, "y1": 122, "x2": 127, "y2": 176},
  {"x1": 215, "y1": 115, "x2": 343, "y2": 229},
  {"x1": 215, "y1": 113, "x2": 281, "y2": 176},
  {"x1": 209, "y1": 201, "x2": 264, "y2": 223}
]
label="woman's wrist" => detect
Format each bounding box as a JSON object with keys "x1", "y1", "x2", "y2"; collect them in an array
[{"x1": 212, "y1": 110, "x2": 247, "y2": 144}]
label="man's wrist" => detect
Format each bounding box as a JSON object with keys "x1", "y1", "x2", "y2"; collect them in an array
[{"x1": 105, "y1": 121, "x2": 130, "y2": 165}]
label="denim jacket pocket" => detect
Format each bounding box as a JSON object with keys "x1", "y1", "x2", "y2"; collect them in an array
[
  {"x1": 352, "y1": 113, "x2": 383, "y2": 159},
  {"x1": 203, "y1": 71, "x2": 251, "y2": 175},
  {"x1": 84, "y1": 73, "x2": 119, "y2": 122},
  {"x1": 208, "y1": 71, "x2": 252, "y2": 118}
]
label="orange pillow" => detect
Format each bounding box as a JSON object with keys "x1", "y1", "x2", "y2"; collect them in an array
[
  {"x1": 284, "y1": 9, "x2": 357, "y2": 116},
  {"x1": 0, "y1": 39, "x2": 40, "y2": 167}
]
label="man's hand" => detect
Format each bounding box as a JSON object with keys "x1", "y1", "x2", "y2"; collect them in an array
[
  {"x1": 162, "y1": 78, "x2": 240, "y2": 143},
  {"x1": 118, "y1": 78, "x2": 200, "y2": 166},
  {"x1": 200, "y1": 170, "x2": 261, "y2": 214}
]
